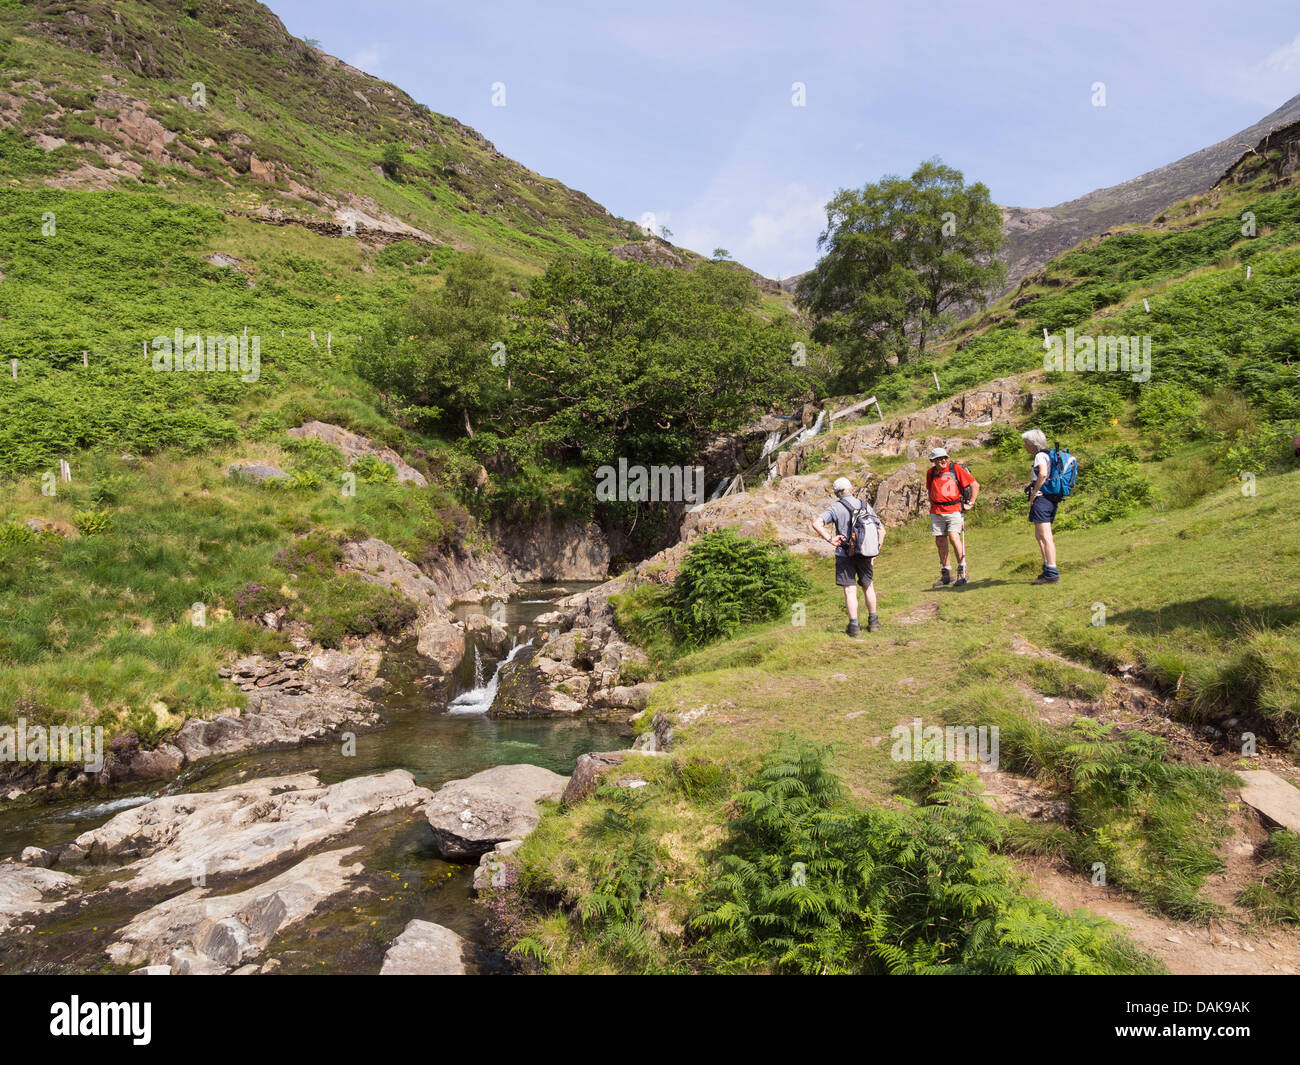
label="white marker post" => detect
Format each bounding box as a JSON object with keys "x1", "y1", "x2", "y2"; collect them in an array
[
  {"x1": 10, "y1": 359, "x2": 16, "y2": 380},
  {"x1": 1142, "y1": 299, "x2": 1150, "y2": 313},
  {"x1": 932, "y1": 371, "x2": 941, "y2": 393},
  {"x1": 82, "y1": 350, "x2": 88, "y2": 367}
]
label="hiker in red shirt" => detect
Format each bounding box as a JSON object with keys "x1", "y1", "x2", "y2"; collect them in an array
[{"x1": 926, "y1": 447, "x2": 979, "y2": 586}]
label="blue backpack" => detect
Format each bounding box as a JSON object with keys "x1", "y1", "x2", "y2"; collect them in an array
[{"x1": 1041, "y1": 443, "x2": 1078, "y2": 498}]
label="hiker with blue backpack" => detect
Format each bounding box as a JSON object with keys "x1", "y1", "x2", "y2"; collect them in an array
[
  {"x1": 1022, "y1": 429, "x2": 1078, "y2": 585},
  {"x1": 811, "y1": 476, "x2": 885, "y2": 638}
]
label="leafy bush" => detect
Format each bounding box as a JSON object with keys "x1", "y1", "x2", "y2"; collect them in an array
[
  {"x1": 1064, "y1": 447, "x2": 1155, "y2": 527},
  {"x1": 1035, "y1": 382, "x2": 1123, "y2": 434},
  {"x1": 986, "y1": 423, "x2": 1023, "y2": 457},
  {"x1": 689, "y1": 740, "x2": 1158, "y2": 974},
  {"x1": 657, "y1": 530, "x2": 810, "y2": 649},
  {"x1": 1136, "y1": 382, "x2": 1202, "y2": 455},
  {"x1": 1220, "y1": 421, "x2": 1298, "y2": 476}
]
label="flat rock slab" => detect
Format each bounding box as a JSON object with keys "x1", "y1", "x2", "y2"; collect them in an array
[
  {"x1": 1238, "y1": 770, "x2": 1300, "y2": 834},
  {"x1": 424, "y1": 764, "x2": 568, "y2": 860},
  {"x1": 0, "y1": 865, "x2": 78, "y2": 931},
  {"x1": 71, "y1": 769, "x2": 432, "y2": 890},
  {"x1": 227, "y1": 462, "x2": 290, "y2": 481},
  {"x1": 107, "y1": 847, "x2": 365, "y2": 971},
  {"x1": 380, "y1": 919, "x2": 469, "y2": 975}
]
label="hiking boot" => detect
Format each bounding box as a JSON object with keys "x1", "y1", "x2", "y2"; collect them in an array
[
  {"x1": 938, "y1": 567, "x2": 952, "y2": 586},
  {"x1": 1030, "y1": 573, "x2": 1060, "y2": 585},
  {"x1": 866, "y1": 616, "x2": 882, "y2": 633},
  {"x1": 954, "y1": 565, "x2": 968, "y2": 587},
  {"x1": 846, "y1": 620, "x2": 861, "y2": 638}
]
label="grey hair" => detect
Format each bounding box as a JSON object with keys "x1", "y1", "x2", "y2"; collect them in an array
[{"x1": 1021, "y1": 428, "x2": 1048, "y2": 451}]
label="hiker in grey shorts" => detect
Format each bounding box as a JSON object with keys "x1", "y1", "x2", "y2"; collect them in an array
[{"x1": 810, "y1": 476, "x2": 885, "y2": 638}]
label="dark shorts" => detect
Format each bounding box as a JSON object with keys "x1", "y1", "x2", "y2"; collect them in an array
[
  {"x1": 1029, "y1": 494, "x2": 1060, "y2": 524},
  {"x1": 835, "y1": 553, "x2": 875, "y2": 587}
]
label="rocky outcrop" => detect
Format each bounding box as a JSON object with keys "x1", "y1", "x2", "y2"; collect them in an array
[
  {"x1": 173, "y1": 651, "x2": 381, "y2": 764},
  {"x1": 491, "y1": 582, "x2": 648, "y2": 718},
  {"x1": 423, "y1": 764, "x2": 567, "y2": 860},
  {"x1": 472, "y1": 839, "x2": 522, "y2": 893},
  {"x1": 380, "y1": 919, "x2": 470, "y2": 975},
  {"x1": 341, "y1": 538, "x2": 514, "y2": 622},
  {"x1": 870, "y1": 463, "x2": 926, "y2": 526},
  {"x1": 836, "y1": 379, "x2": 1024, "y2": 463},
  {"x1": 70, "y1": 770, "x2": 432, "y2": 890},
  {"x1": 106, "y1": 848, "x2": 366, "y2": 973},
  {"x1": 0, "y1": 864, "x2": 78, "y2": 933},
  {"x1": 464, "y1": 612, "x2": 511, "y2": 655},
  {"x1": 286, "y1": 421, "x2": 427, "y2": 486},
  {"x1": 562, "y1": 751, "x2": 629, "y2": 805},
  {"x1": 489, "y1": 516, "x2": 610, "y2": 581},
  {"x1": 415, "y1": 618, "x2": 466, "y2": 675}
]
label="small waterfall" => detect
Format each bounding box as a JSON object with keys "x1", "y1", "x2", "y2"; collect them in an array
[
  {"x1": 759, "y1": 429, "x2": 781, "y2": 457},
  {"x1": 796, "y1": 410, "x2": 825, "y2": 445},
  {"x1": 447, "y1": 638, "x2": 533, "y2": 715}
]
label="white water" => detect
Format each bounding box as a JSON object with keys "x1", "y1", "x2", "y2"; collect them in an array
[
  {"x1": 796, "y1": 410, "x2": 825, "y2": 444},
  {"x1": 64, "y1": 794, "x2": 154, "y2": 820},
  {"x1": 447, "y1": 638, "x2": 533, "y2": 715}
]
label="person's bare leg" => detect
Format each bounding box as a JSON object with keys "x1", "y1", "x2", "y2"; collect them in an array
[
  {"x1": 843, "y1": 584, "x2": 858, "y2": 623},
  {"x1": 948, "y1": 529, "x2": 964, "y2": 567},
  {"x1": 1039, "y1": 523, "x2": 1057, "y2": 569},
  {"x1": 863, "y1": 581, "x2": 877, "y2": 615},
  {"x1": 935, "y1": 534, "x2": 949, "y2": 568}
]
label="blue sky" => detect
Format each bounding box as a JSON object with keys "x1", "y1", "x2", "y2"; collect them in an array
[{"x1": 268, "y1": 0, "x2": 1299, "y2": 279}]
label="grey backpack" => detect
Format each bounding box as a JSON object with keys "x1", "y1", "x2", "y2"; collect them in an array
[{"x1": 837, "y1": 498, "x2": 880, "y2": 558}]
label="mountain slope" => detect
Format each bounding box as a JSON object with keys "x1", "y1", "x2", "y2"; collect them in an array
[
  {"x1": 999, "y1": 91, "x2": 1300, "y2": 290},
  {"x1": 2, "y1": 0, "x2": 644, "y2": 269}
]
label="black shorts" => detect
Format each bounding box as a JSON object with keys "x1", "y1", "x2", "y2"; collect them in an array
[
  {"x1": 1029, "y1": 494, "x2": 1060, "y2": 524},
  {"x1": 835, "y1": 554, "x2": 874, "y2": 587}
]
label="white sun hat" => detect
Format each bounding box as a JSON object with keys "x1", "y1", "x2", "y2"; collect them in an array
[
  {"x1": 928, "y1": 447, "x2": 949, "y2": 460},
  {"x1": 832, "y1": 477, "x2": 852, "y2": 493}
]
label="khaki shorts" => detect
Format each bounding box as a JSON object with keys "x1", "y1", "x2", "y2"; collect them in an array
[{"x1": 930, "y1": 511, "x2": 964, "y2": 537}]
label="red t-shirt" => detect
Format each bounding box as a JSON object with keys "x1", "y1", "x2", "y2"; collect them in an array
[{"x1": 926, "y1": 461, "x2": 975, "y2": 514}]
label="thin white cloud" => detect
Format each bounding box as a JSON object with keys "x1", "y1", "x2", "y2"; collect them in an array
[{"x1": 1232, "y1": 34, "x2": 1300, "y2": 109}]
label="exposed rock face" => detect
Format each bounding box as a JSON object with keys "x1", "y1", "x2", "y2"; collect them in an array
[
  {"x1": 491, "y1": 583, "x2": 648, "y2": 718},
  {"x1": 464, "y1": 612, "x2": 511, "y2": 655},
  {"x1": 423, "y1": 764, "x2": 568, "y2": 860},
  {"x1": 870, "y1": 463, "x2": 926, "y2": 526},
  {"x1": 489, "y1": 516, "x2": 610, "y2": 581},
  {"x1": 610, "y1": 239, "x2": 685, "y2": 268},
  {"x1": 415, "y1": 619, "x2": 466, "y2": 675},
  {"x1": 836, "y1": 379, "x2": 1024, "y2": 463},
  {"x1": 226, "y1": 462, "x2": 291, "y2": 482},
  {"x1": 380, "y1": 919, "x2": 470, "y2": 975},
  {"x1": 562, "y1": 751, "x2": 629, "y2": 806},
  {"x1": 0, "y1": 865, "x2": 77, "y2": 933},
  {"x1": 341, "y1": 538, "x2": 515, "y2": 624},
  {"x1": 70, "y1": 770, "x2": 432, "y2": 890},
  {"x1": 107, "y1": 848, "x2": 366, "y2": 972},
  {"x1": 286, "y1": 421, "x2": 427, "y2": 486},
  {"x1": 174, "y1": 651, "x2": 380, "y2": 764}
]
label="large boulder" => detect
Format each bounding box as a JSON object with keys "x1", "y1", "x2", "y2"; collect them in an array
[
  {"x1": 872, "y1": 463, "x2": 926, "y2": 526},
  {"x1": 562, "y1": 751, "x2": 628, "y2": 805},
  {"x1": 226, "y1": 462, "x2": 290, "y2": 482},
  {"x1": 423, "y1": 764, "x2": 568, "y2": 860},
  {"x1": 342, "y1": 538, "x2": 445, "y2": 616},
  {"x1": 416, "y1": 619, "x2": 466, "y2": 674},
  {"x1": 380, "y1": 919, "x2": 469, "y2": 975}
]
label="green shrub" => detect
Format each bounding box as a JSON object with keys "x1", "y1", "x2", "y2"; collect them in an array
[
  {"x1": 1136, "y1": 382, "x2": 1202, "y2": 455},
  {"x1": 657, "y1": 529, "x2": 810, "y2": 649},
  {"x1": 1064, "y1": 447, "x2": 1155, "y2": 527},
  {"x1": 1035, "y1": 382, "x2": 1123, "y2": 434},
  {"x1": 689, "y1": 739, "x2": 1159, "y2": 974}
]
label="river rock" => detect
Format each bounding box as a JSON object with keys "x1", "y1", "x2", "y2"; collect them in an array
[
  {"x1": 424, "y1": 764, "x2": 568, "y2": 860},
  {"x1": 464, "y1": 612, "x2": 510, "y2": 655},
  {"x1": 0, "y1": 865, "x2": 78, "y2": 932},
  {"x1": 472, "y1": 839, "x2": 523, "y2": 893},
  {"x1": 106, "y1": 847, "x2": 365, "y2": 972},
  {"x1": 287, "y1": 420, "x2": 428, "y2": 486},
  {"x1": 20, "y1": 847, "x2": 53, "y2": 867},
  {"x1": 380, "y1": 919, "x2": 469, "y2": 975},
  {"x1": 416, "y1": 618, "x2": 466, "y2": 673},
  {"x1": 562, "y1": 751, "x2": 629, "y2": 806},
  {"x1": 70, "y1": 770, "x2": 432, "y2": 890}
]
